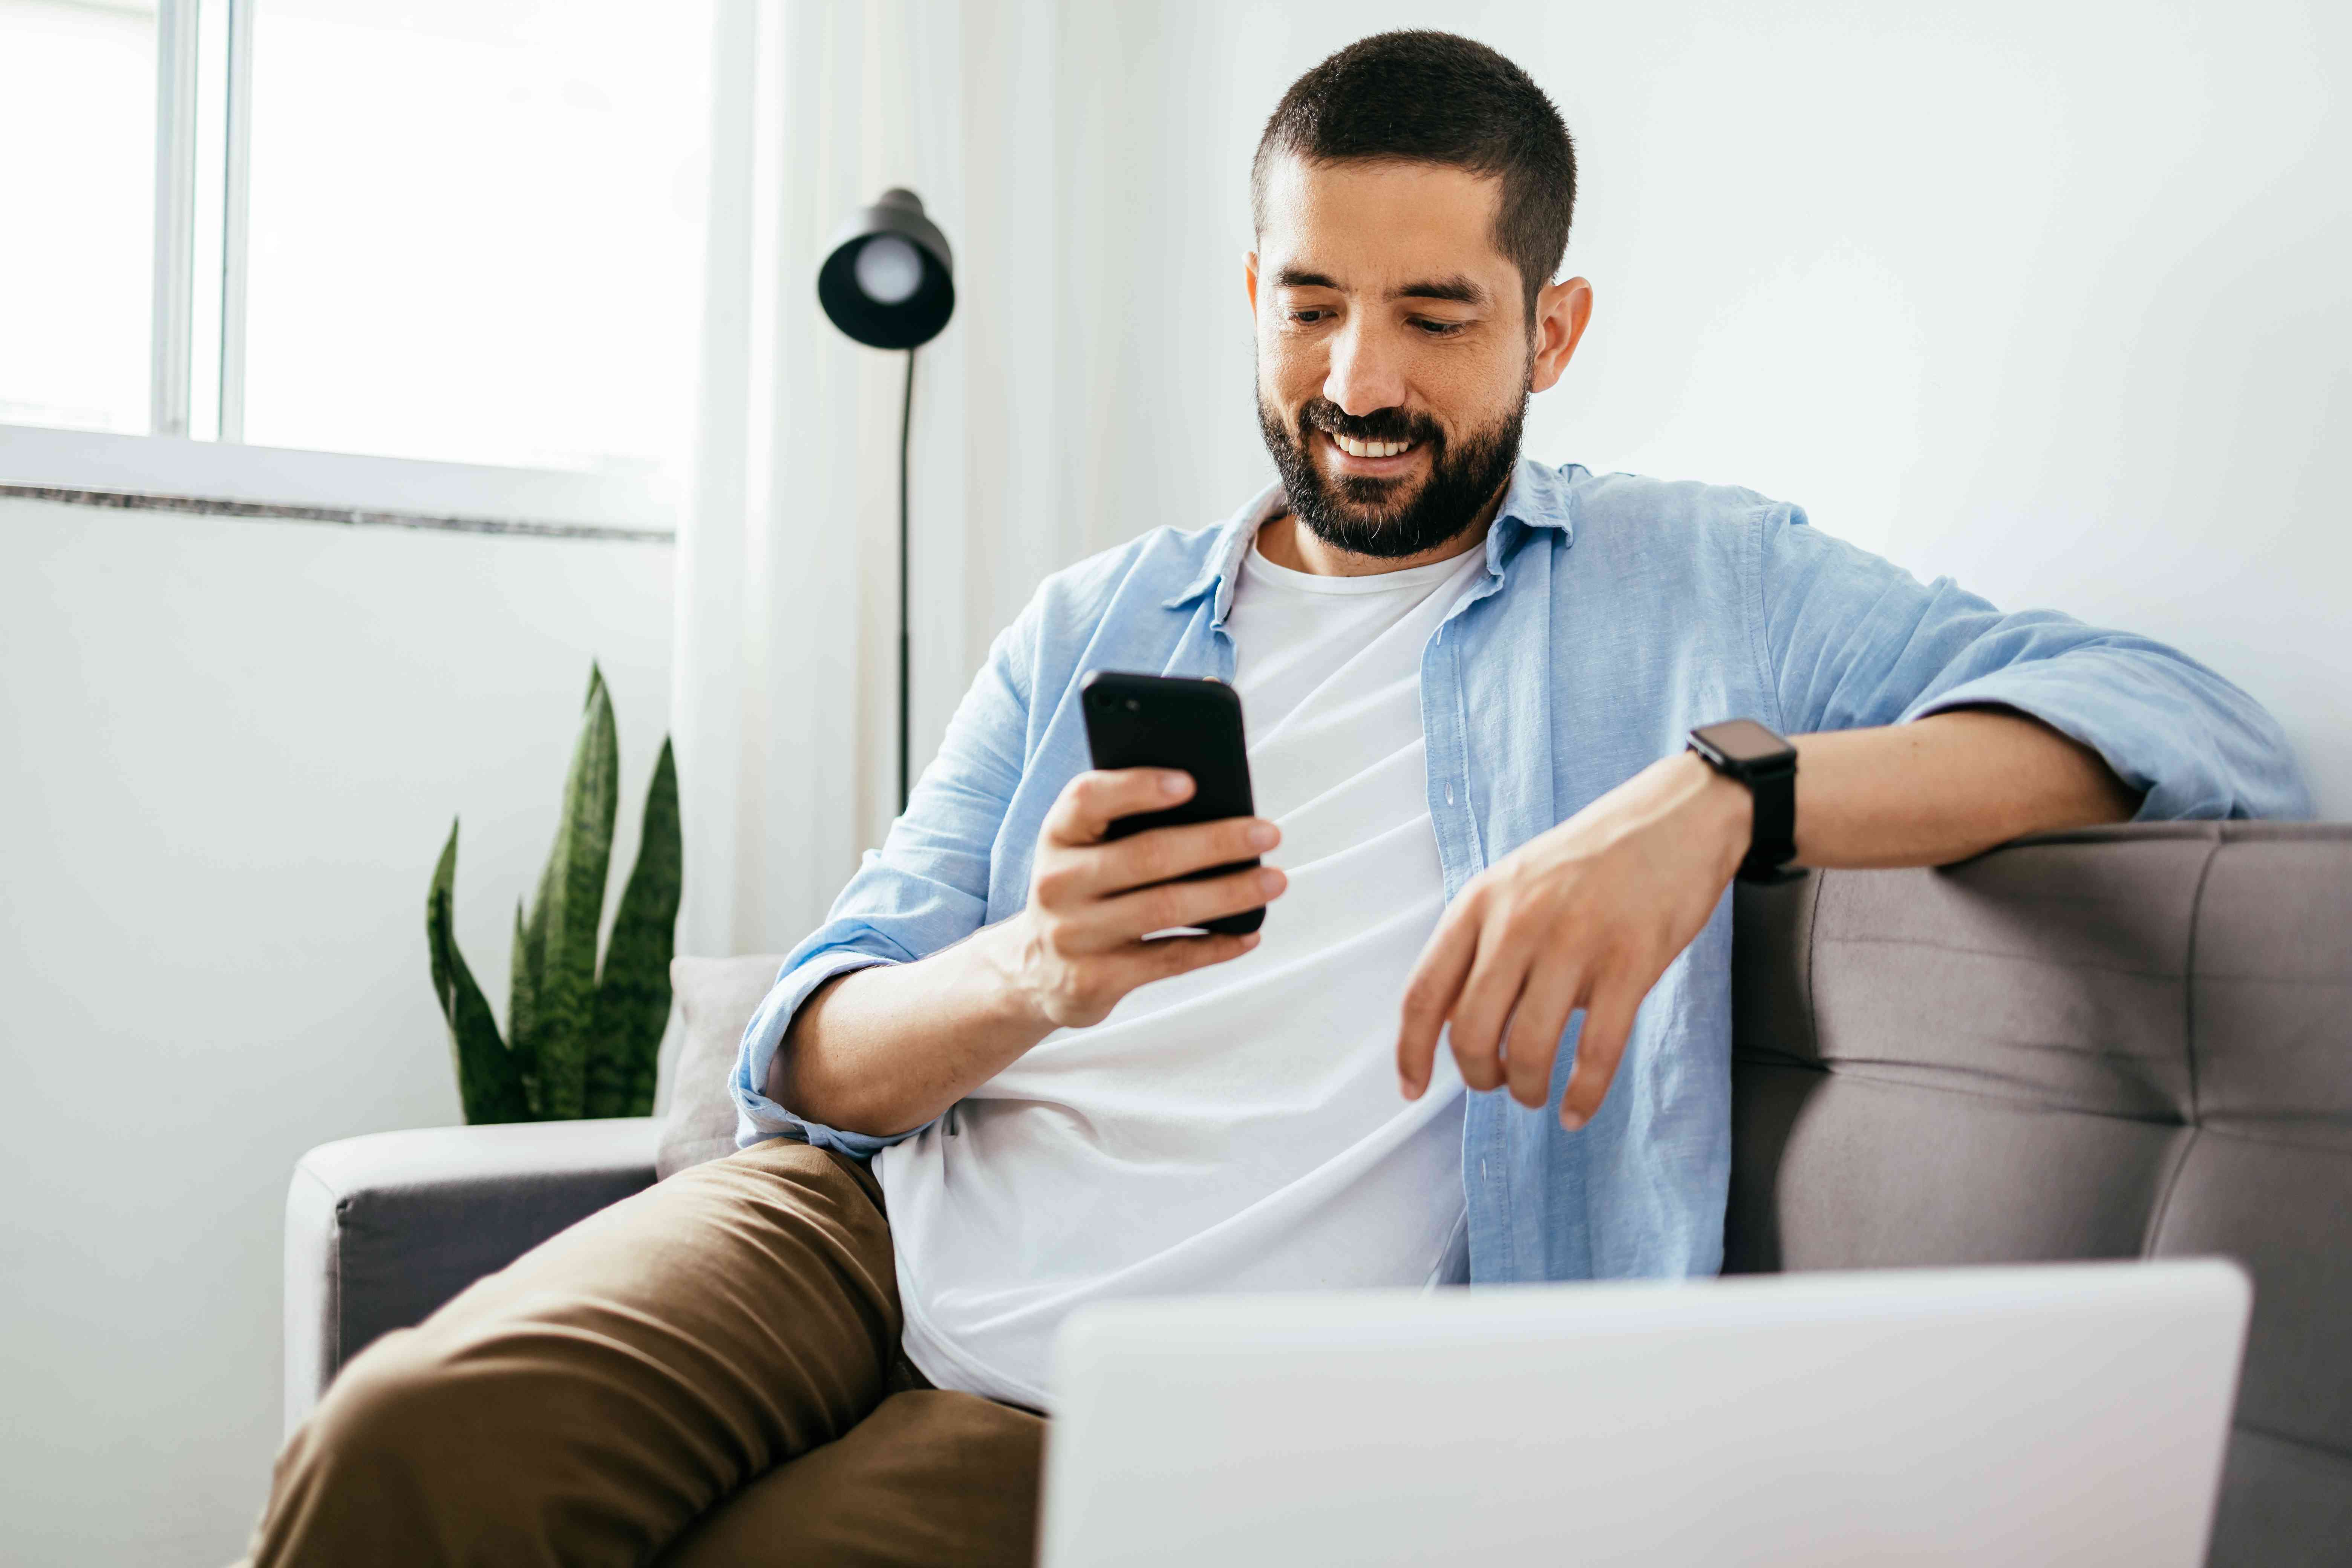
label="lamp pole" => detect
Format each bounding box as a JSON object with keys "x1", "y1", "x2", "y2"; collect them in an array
[{"x1": 898, "y1": 348, "x2": 914, "y2": 814}]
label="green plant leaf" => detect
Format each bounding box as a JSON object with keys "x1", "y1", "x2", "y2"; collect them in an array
[
  {"x1": 427, "y1": 819, "x2": 530, "y2": 1123},
  {"x1": 511, "y1": 811, "x2": 557, "y2": 1119},
  {"x1": 528, "y1": 664, "x2": 620, "y2": 1119},
  {"x1": 588, "y1": 736, "x2": 681, "y2": 1118},
  {"x1": 508, "y1": 899, "x2": 543, "y2": 1118}
]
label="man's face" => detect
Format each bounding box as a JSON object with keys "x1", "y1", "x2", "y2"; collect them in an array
[{"x1": 1249, "y1": 155, "x2": 1585, "y2": 560}]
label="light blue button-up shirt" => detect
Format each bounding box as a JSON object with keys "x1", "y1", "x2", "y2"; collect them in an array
[{"x1": 733, "y1": 459, "x2": 2309, "y2": 1285}]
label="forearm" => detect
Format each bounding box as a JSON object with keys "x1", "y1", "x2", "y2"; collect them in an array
[
  {"x1": 768, "y1": 924, "x2": 1051, "y2": 1138},
  {"x1": 1788, "y1": 708, "x2": 2142, "y2": 870}
]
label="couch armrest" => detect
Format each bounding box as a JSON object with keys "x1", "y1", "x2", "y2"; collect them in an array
[{"x1": 283, "y1": 1116, "x2": 660, "y2": 1435}]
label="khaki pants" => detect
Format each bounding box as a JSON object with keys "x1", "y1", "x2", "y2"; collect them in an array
[{"x1": 243, "y1": 1139, "x2": 1044, "y2": 1567}]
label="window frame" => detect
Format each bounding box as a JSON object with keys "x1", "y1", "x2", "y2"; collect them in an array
[
  {"x1": 0, "y1": 423, "x2": 676, "y2": 537},
  {"x1": 4, "y1": 0, "x2": 681, "y2": 539}
]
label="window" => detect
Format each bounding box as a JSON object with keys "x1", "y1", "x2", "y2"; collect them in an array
[
  {"x1": 0, "y1": 0, "x2": 713, "y2": 532},
  {"x1": 0, "y1": 0, "x2": 158, "y2": 435}
]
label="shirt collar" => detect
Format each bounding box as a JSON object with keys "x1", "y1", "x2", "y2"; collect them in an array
[
  {"x1": 1162, "y1": 458, "x2": 1576, "y2": 625},
  {"x1": 1160, "y1": 481, "x2": 1286, "y2": 622}
]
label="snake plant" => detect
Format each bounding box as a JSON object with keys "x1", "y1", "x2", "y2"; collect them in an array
[{"x1": 427, "y1": 664, "x2": 681, "y2": 1122}]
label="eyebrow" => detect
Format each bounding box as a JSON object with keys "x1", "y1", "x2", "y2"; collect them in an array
[
  {"x1": 1394, "y1": 276, "x2": 1487, "y2": 306},
  {"x1": 1273, "y1": 267, "x2": 1340, "y2": 291},
  {"x1": 1271, "y1": 267, "x2": 1488, "y2": 307}
]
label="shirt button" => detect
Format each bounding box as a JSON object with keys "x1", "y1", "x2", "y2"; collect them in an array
[{"x1": 1445, "y1": 783, "x2": 1455, "y2": 805}]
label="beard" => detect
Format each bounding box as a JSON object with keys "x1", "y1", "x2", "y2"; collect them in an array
[{"x1": 1255, "y1": 376, "x2": 1529, "y2": 560}]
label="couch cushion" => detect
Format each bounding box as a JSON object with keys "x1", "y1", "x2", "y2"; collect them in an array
[
  {"x1": 1729, "y1": 822, "x2": 2352, "y2": 1568},
  {"x1": 2187, "y1": 828, "x2": 2352, "y2": 1140},
  {"x1": 1729, "y1": 1063, "x2": 2186, "y2": 1271},
  {"x1": 659, "y1": 955, "x2": 789, "y2": 1179},
  {"x1": 2205, "y1": 1426, "x2": 2352, "y2": 1568},
  {"x1": 1727, "y1": 830, "x2": 2215, "y2": 1274},
  {"x1": 2154, "y1": 829, "x2": 2352, "y2": 1562}
]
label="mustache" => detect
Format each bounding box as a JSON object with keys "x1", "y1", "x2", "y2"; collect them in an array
[{"x1": 1296, "y1": 399, "x2": 1444, "y2": 448}]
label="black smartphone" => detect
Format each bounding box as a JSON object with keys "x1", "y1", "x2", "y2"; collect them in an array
[{"x1": 1078, "y1": 670, "x2": 1265, "y2": 936}]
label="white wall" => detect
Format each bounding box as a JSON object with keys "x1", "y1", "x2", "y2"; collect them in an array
[
  {"x1": 938, "y1": 0, "x2": 2351, "y2": 813},
  {"x1": 0, "y1": 496, "x2": 671, "y2": 1565}
]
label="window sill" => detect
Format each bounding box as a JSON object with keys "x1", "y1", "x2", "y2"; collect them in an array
[{"x1": 0, "y1": 424, "x2": 678, "y2": 542}]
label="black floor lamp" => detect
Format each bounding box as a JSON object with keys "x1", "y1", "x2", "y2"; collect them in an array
[{"x1": 817, "y1": 187, "x2": 956, "y2": 812}]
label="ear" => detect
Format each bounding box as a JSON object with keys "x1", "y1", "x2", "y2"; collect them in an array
[
  {"x1": 1528, "y1": 276, "x2": 1593, "y2": 394},
  {"x1": 1245, "y1": 251, "x2": 1261, "y2": 317}
]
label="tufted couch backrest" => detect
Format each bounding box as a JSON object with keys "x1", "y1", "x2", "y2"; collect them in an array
[{"x1": 1727, "y1": 822, "x2": 2352, "y2": 1566}]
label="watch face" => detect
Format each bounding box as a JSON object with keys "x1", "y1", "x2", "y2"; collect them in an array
[{"x1": 1695, "y1": 718, "x2": 1794, "y2": 765}]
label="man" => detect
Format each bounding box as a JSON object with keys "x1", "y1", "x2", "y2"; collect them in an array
[{"x1": 247, "y1": 30, "x2": 2306, "y2": 1568}]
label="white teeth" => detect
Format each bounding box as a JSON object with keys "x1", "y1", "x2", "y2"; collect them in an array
[{"x1": 1331, "y1": 432, "x2": 1412, "y2": 459}]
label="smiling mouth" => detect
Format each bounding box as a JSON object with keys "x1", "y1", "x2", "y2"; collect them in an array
[{"x1": 1320, "y1": 429, "x2": 1421, "y2": 462}]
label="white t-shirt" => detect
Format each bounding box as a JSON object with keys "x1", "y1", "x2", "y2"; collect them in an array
[{"x1": 876, "y1": 531, "x2": 1488, "y2": 1411}]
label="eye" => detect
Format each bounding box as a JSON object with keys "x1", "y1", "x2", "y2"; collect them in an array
[
  {"x1": 1412, "y1": 317, "x2": 1468, "y2": 337},
  {"x1": 1287, "y1": 308, "x2": 1331, "y2": 325}
]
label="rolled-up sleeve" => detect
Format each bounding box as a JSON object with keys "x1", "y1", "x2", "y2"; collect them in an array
[
  {"x1": 1758, "y1": 506, "x2": 2311, "y2": 821},
  {"x1": 730, "y1": 944, "x2": 906, "y2": 1156},
  {"x1": 730, "y1": 604, "x2": 1038, "y2": 1156}
]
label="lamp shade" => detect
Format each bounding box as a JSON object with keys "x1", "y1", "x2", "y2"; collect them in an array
[{"x1": 817, "y1": 187, "x2": 956, "y2": 349}]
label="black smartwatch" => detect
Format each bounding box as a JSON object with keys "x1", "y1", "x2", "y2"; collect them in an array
[{"x1": 1687, "y1": 719, "x2": 1802, "y2": 884}]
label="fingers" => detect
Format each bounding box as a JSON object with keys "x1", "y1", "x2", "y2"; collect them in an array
[
  {"x1": 1096, "y1": 862, "x2": 1286, "y2": 942},
  {"x1": 1443, "y1": 936, "x2": 1531, "y2": 1095},
  {"x1": 1396, "y1": 905, "x2": 1479, "y2": 1098},
  {"x1": 1558, "y1": 982, "x2": 1643, "y2": 1131},
  {"x1": 1046, "y1": 768, "x2": 1193, "y2": 845},
  {"x1": 1078, "y1": 814, "x2": 1281, "y2": 897},
  {"x1": 1394, "y1": 875, "x2": 1637, "y2": 1121},
  {"x1": 1501, "y1": 962, "x2": 1582, "y2": 1110}
]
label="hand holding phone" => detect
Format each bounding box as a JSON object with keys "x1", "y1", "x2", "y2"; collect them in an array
[
  {"x1": 985, "y1": 671, "x2": 1280, "y2": 1034},
  {"x1": 1004, "y1": 767, "x2": 1281, "y2": 1032}
]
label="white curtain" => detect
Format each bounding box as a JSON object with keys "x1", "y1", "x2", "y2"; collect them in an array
[{"x1": 669, "y1": 0, "x2": 1097, "y2": 961}]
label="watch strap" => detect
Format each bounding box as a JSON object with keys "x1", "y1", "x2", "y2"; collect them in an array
[{"x1": 1736, "y1": 756, "x2": 1801, "y2": 884}]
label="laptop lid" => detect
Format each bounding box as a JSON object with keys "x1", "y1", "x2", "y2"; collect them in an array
[{"x1": 1040, "y1": 1259, "x2": 2250, "y2": 1568}]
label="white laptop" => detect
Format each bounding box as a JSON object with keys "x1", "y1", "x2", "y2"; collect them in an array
[{"x1": 1040, "y1": 1259, "x2": 2250, "y2": 1568}]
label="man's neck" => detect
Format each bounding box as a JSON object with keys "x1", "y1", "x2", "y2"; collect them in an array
[{"x1": 1253, "y1": 481, "x2": 1510, "y2": 577}]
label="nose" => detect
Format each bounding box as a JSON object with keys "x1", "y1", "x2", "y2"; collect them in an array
[{"x1": 1322, "y1": 317, "x2": 1407, "y2": 418}]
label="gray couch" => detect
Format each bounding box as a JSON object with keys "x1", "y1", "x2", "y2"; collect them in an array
[{"x1": 285, "y1": 822, "x2": 2352, "y2": 1564}]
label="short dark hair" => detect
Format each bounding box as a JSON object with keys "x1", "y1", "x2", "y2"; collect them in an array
[{"x1": 1251, "y1": 32, "x2": 1577, "y2": 320}]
